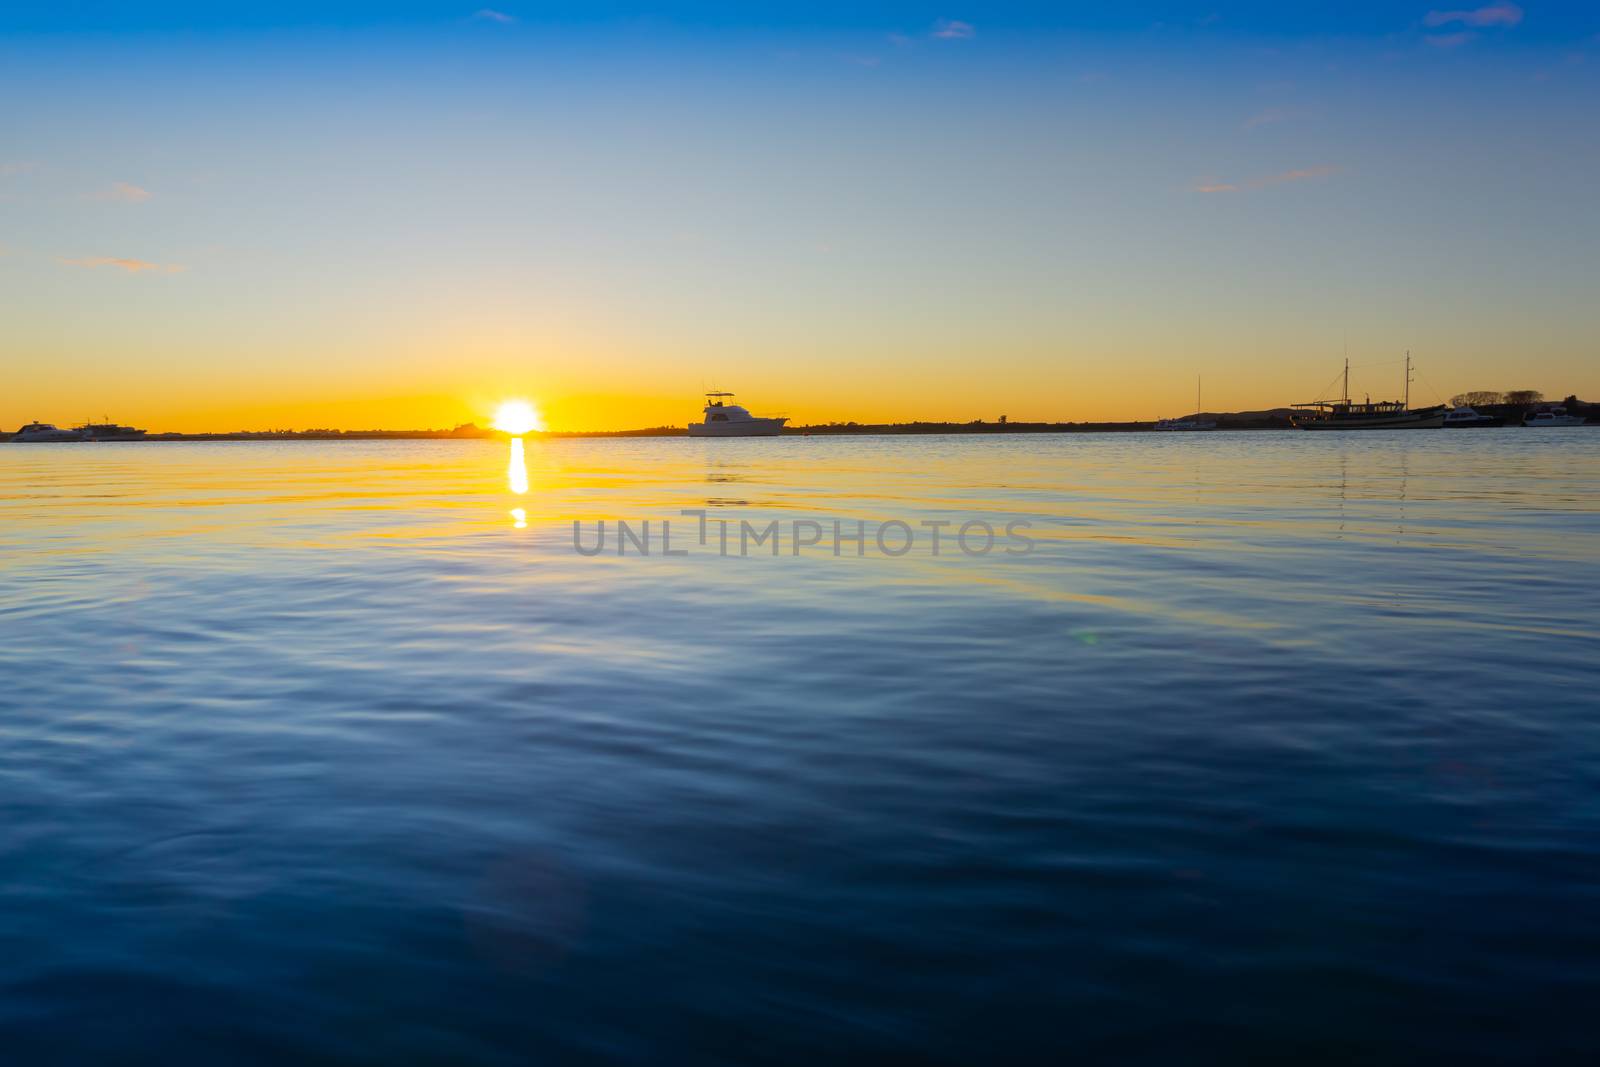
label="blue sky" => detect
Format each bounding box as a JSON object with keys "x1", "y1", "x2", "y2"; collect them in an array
[
  {"x1": 0, "y1": 3, "x2": 1594, "y2": 37},
  {"x1": 3, "y1": 3, "x2": 1598, "y2": 429}
]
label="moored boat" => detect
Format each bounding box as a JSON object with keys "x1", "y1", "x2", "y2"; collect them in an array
[
  {"x1": 1156, "y1": 376, "x2": 1217, "y2": 431},
  {"x1": 11, "y1": 422, "x2": 84, "y2": 442},
  {"x1": 1291, "y1": 353, "x2": 1446, "y2": 430},
  {"x1": 76, "y1": 420, "x2": 147, "y2": 440},
  {"x1": 1443, "y1": 406, "x2": 1503, "y2": 428},
  {"x1": 1523, "y1": 407, "x2": 1586, "y2": 427}
]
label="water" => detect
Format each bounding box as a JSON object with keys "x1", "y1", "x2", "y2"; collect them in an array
[{"x1": 2, "y1": 431, "x2": 1598, "y2": 1063}]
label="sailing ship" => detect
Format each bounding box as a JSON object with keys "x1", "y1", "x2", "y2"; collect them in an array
[{"x1": 1291, "y1": 353, "x2": 1446, "y2": 430}]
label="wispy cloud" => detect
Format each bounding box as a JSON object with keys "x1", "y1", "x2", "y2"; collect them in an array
[
  {"x1": 837, "y1": 52, "x2": 881, "y2": 68},
  {"x1": 1423, "y1": 4, "x2": 1522, "y2": 28},
  {"x1": 61, "y1": 256, "x2": 184, "y2": 274},
  {"x1": 931, "y1": 18, "x2": 975, "y2": 40},
  {"x1": 1243, "y1": 107, "x2": 1290, "y2": 130},
  {"x1": 1256, "y1": 165, "x2": 1338, "y2": 187},
  {"x1": 1, "y1": 161, "x2": 39, "y2": 178},
  {"x1": 1425, "y1": 31, "x2": 1476, "y2": 48},
  {"x1": 1192, "y1": 164, "x2": 1339, "y2": 194},
  {"x1": 886, "y1": 32, "x2": 913, "y2": 47},
  {"x1": 472, "y1": 8, "x2": 516, "y2": 24},
  {"x1": 90, "y1": 181, "x2": 152, "y2": 203}
]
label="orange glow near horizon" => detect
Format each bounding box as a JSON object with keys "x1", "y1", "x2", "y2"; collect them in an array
[{"x1": 4, "y1": 355, "x2": 1594, "y2": 436}]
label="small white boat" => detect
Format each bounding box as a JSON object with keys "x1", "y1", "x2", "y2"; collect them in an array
[
  {"x1": 1523, "y1": 407, "x2": 1586, "y2": 427},
  {"x1": 1443, "y1": 406, "x2": 1503, "y2": 428},
  {"x1": 687, "y1": 393, "x2": 787, "y2": 437},
  {"x1": 11, "y1": 422, "x2": 84, "y2": 442}
]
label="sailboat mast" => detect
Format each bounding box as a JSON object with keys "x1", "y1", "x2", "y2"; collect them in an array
[
  {"x1": 1404, "y1": 351, "x2": 1411, "y2": 409},
  {"x1": 1343, "y1": 358, "x2": 1349, "y2": 405}
]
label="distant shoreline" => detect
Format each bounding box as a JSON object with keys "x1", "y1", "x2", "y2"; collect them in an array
[
  {"x1": 5, "y1": 414, "x2": 1301, "y2": 442},
  {"x1": 6, "y1": 402, "x2": 1593, "y2": 442}
]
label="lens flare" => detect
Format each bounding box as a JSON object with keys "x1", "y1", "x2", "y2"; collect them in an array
[{"x1": 492, "y1": 400, "x2": 544, "y2": 436}]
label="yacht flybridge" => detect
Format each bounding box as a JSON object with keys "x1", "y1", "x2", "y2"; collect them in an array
[
  {"x1": 1291, "y1": 353, "x2": 1447, "y2": 430},
  {"x1": 687, "y1": 393, "x2": 788, "y2": 438}
]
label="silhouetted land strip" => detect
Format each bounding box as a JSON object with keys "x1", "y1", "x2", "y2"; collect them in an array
[{"x1": 7, "y1": 400, "x2": 1594, "y2": 441}]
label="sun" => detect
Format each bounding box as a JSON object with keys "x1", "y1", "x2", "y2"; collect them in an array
[{"x1": 491, "y1": 399, "x2": 545, "y2": 436}]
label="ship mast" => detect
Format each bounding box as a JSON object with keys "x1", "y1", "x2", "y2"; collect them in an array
[
  {"x1": 1404, "y1": 351, "x2": 1412, "y2": 409},
  {"x1": 1343, "y1": 357, "x2": 1349, "y2": 406}
]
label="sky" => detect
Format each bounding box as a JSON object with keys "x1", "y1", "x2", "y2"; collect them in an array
[{"x1": 2, "y1": 2, "x2": 1598, "y2": 431}]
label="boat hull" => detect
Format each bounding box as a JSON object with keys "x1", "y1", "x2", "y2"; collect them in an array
[
  {"x1": 11, "y1": 430, "x2": 85, "y2": 442},
  {"x1": 1444, "y1": 417, "x2": 1504, "y2": 428},
  {"x1": 687, "y1": 417, "x2": 787, "y2": 438},
  {"x1": 1524, "y1": 417, "x2": 1587, "y2": 427},
  {"x1": 1295, "y1": 409, "x2": 1446, "y2": 430}
]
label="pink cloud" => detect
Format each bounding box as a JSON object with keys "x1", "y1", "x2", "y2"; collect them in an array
[
  {"x1": 61, "y1": 256, "x2": 184, "y2": 274},
  {"x1": 1191, "y1": 165, "x2": 1339, "y2": 195},
  {"x1": 931, "y1": 18, "x2": 975, "y2": 40},
  {"x1": 1243, "y1": 107, "x2": 1290, "y2": 130},
  {"x1": 472, "y1": 9, "x2": 516, "y2": 24},
  {"x1": 1255, "y1": 165, "x2": 1338, "y2": 186},
  {"x1": 1426, "y1": 31, "x2": 1477, "y2": 48},
  {"x1": 1424, "y1": 4, "x2": 1522, "y2": 28},
  {"x1": 91, "y1": 181, "x2": 152, "y2": 203}
]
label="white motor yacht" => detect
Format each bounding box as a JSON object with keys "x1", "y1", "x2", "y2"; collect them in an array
[
  {"x1": 1523, "y1": 407, "x2": 1586, "y2": 427},
  {"x1": 1443, "y1": 406, "x2": 1503, "y2": 428},
  {"x1": 687, "y1": 393, "x2": 787, "y2": 437},
  {"x1": 11, "y1": 422, "x2": 84, "y2": 442}
]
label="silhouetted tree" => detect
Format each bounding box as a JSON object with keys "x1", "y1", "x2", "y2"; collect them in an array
[
  {"x1": 1504, "y1": 390, "x2": 1544, "y2": 406},
  {"x1": 1450, "y1": 390, "x2": 1503, "y2": 407}
]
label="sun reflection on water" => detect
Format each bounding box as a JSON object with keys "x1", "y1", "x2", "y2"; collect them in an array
[{"x1": 508, "y1": 437, "x2": 529, "y2": 496}]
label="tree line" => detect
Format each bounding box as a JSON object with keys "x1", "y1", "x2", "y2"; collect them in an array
[{"x1": 1449, "y1": 390, "x2": 1545, "y2": 407}]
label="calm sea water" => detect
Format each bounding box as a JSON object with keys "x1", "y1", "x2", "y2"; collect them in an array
[{"x1": 3, "y1": 432, "x2": 1599, "y2": 1063}]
